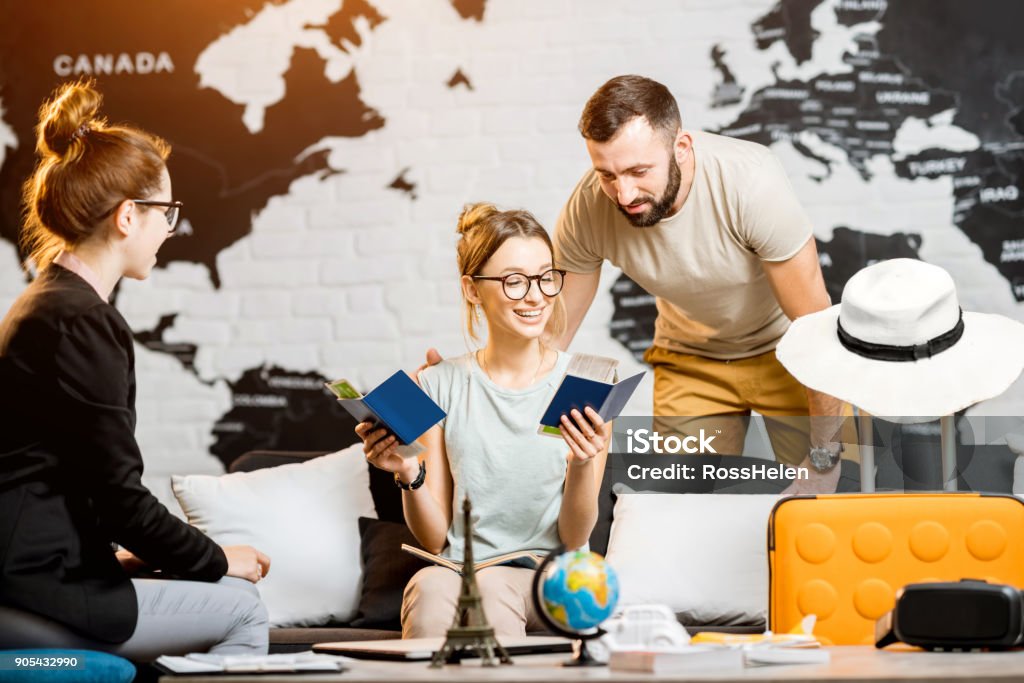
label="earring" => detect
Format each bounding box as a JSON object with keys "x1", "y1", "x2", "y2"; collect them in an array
[{"x1": 474, "y1": 304, "x2": 483, "y2": 323}]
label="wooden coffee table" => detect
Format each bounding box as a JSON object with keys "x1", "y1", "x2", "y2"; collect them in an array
[{"x1": 159, "y1": 646, "x2": 1024, "y2": 682}]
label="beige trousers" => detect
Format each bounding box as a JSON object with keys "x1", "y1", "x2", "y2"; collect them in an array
[
  {"x1": 644, "y1": 345, "x2": 859, "y2": 466},
  {"x1": 401, "y1": 565, "x2": 545, "y2": 639}
]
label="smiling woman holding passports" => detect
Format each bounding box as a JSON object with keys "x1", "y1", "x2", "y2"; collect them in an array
[{"x1": 356, "y1": 203, "x2": 610, "y2": 639}]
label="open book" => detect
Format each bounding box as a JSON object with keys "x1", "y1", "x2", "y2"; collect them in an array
[
  {"x1": 609, "y1": 646, "x2": 743, "y2": 674},
  {"x1": 325, "y1": 370, "x2": 445, "y2": 458},
  {"x1": 538, "y1": 353, "x2": 645, "y2": 437},
  {"x1": 155, "y1": 652, "x2": 347, "y2": 675},
  {"x1": 401, "y1": 544, "x2": 543, "y2": 574}
]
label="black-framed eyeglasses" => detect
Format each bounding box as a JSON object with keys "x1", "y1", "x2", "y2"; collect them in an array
[
  {"x1": 471, "y1": 268, "x2": 566, "y2": 300},
  {"x1": 133, "y1": 199, "x2": 184, "y2": 235}
]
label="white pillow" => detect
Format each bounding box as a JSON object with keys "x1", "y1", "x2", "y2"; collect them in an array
[
  {"x1": 171, "y1": 444, "x2": 376, "y2": 627},
  {"x1": 605, "y1": 493, "x2": 779, "y2": 626}
]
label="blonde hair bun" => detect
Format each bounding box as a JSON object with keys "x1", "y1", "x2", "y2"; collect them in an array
[
  {"x1": 456, "y1": 202, "x2": 500, "y2": 235},
  {"x1": 37, "y1": 79, "x2": 104, "y2": 159},
  {"x1": 21, "y1": 80, "x2": 169, "y2": 271}
]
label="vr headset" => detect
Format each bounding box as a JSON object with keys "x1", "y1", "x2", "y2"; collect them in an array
[{"x1": 876, "y1": 580, "x2": 1024, "y2": 651}]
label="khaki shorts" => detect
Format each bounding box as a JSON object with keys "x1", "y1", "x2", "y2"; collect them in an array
[{"x1": 643, "y1": 345, "x2": 858, "y2": 467}]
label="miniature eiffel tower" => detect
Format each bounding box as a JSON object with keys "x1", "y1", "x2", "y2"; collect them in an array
[{"x1": 430, "y1": 496, "x2": 512, "y2": 667}]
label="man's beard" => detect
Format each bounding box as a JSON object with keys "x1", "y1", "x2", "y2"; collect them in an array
[{"x1": 616, "y1": 154, "x2": 682, "y2": 228}]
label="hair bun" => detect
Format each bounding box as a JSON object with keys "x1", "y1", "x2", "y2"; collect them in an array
[
  {"x1": 37, "y1": 79, "x2": 104, "y2": 158},
  {"x1": 456, "y1": 202, "x2": 499, "y2": 235}
]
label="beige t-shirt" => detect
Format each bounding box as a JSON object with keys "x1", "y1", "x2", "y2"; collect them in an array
[{"x1": 554, "y1": 130, "x2": 813, "y2": 360}]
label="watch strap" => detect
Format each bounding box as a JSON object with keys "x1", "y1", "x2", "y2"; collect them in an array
[{"x1": 394, "y1": 461, "x2": 426, "y2": 490}]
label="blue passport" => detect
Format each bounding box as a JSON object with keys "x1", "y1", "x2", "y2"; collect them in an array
[
  {"x1": 325, "y1": 370, "x2": 446, "y2": 447},
  {"x1": 538, "y1": 370, "x2": 645, "y2": 436}
]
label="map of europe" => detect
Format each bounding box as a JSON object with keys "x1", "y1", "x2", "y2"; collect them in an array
[{"x1": 613, "y1": 0, "x2": 1024, "y2": 360}]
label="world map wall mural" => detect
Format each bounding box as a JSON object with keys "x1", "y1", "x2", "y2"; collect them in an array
[
  {"x1": 0, "y1": 0, "x2": 490, "y2": 468},
  {"x1": 1, "y1": 0, "x2": 1022, "y2": 482},
  {"x1": 610, "y1": 0, "x2": 1024, "y2": 360}
]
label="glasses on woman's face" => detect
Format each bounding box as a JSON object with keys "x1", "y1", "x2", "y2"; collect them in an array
[
  {"x1": 471, "y1": 268, "x2": 566, "y2": 300},
  {"x1": 133, "y1": 199, "x2": 184, "y2": 235}
]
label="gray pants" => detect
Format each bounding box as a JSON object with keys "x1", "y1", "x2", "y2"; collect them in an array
[{"x1": 107, "y1": 576, "x2": 269, "y2": 662}]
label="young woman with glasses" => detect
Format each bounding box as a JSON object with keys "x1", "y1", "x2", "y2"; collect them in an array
[
  {"x1": 0, "y1": 80, "x2": 270, "y2": 660},
  {"x1": 355, "y1": 203, "x2": 610, "y2": 637}
]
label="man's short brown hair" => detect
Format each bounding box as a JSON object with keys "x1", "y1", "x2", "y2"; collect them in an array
[{"x1": 578, "y1": 75, "x2": 681, "y2": 143}]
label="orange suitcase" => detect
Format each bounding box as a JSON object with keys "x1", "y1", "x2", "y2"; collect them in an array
[{"x1": 768, "y1": 493, "x2": 1024, "y2": 645}]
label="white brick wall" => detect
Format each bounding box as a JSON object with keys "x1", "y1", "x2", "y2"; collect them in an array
[{"x1": 3, "y1": 0, "x2": 1023, "y2": 494}]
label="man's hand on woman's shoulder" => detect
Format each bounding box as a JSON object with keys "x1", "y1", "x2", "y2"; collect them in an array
[{"x1": 413, "y1": 347, "x2": 444, "y2": 386}]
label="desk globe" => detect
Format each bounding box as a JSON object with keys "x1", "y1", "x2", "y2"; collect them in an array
[{"x1": 531, "y1": 546, "x2": 620, "y2": 666}]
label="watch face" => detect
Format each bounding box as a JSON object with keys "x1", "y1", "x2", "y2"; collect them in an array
[{"x1": 809, "y1": 447, "x2": 839, "y2": 472}]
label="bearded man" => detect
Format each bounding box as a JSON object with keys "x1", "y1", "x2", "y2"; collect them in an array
[{"x1": 554, "y1": 74, "x2": 851, "y2": 492}]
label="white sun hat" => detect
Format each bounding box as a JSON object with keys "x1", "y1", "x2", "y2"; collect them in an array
[{"x1": 776, "y1": 258, "x2": 1024, "y2": 422}]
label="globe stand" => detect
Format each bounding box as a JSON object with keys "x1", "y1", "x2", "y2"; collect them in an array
[
  {"x1": 566, "y1": 636, "x2": 606, "y2": 668},
  {"x1": 430, "y1": 497, "x2": 512, "y2": 668},
  {"x1": 531, "y1": 544, "x2": 608, "y2": 668}
]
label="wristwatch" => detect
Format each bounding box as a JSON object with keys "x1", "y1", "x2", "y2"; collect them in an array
[
  {"x1": 808, "y1": 444, "x2": 842, "y2": 473},
  {"x1": 394, "y1": 461, "x2": 426, "y2": 490}
]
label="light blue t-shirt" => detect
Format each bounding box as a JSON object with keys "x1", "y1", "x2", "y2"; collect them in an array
[{"x1": 418, "y1": 350, "x2": 572, "y2": 563}]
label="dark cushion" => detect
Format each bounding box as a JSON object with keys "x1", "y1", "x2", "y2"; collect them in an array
[
  {"x1": 0, "y1": 650, "x2": 135, "y2": 682},
  {"x1": 368, "y1": 466, "x2": 404, "y2": 523},
  {"x1": 350, "y1": 517, "x2": 430, "y2": 630},
  {"x1": 588, "y1": 466, "x2": 616, "y2": 556}
]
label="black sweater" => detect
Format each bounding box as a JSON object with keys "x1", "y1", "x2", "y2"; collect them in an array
[{"x1": 0, "y1": 264, "x2": 227, "y2": 643}]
